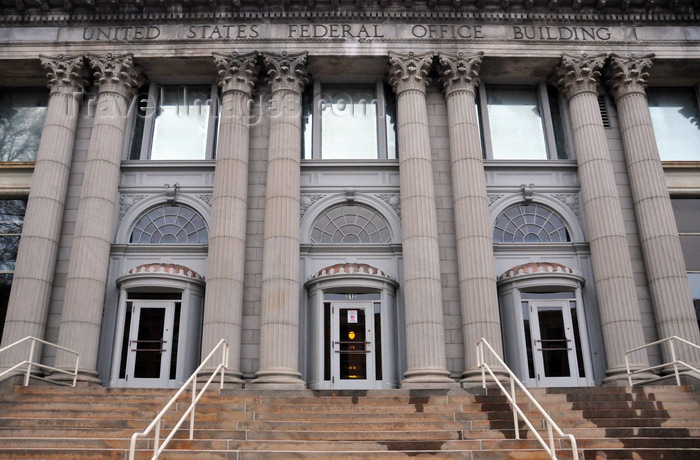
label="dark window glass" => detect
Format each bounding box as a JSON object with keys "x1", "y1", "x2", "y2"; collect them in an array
[
  {"x1": 0, "y1": 199, "x2": 26, "y2": 342},
  {"x1": 0, "y1": 88, "x2": 48, "y2": 162}
]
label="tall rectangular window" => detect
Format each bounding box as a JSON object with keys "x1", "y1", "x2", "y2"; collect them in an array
[
  {"x1": 129, "y1": 84, "x2": 218, "y2": 160},
  {"x1": 479, "y1": 83, "x2": 568, "y2": 160},
  {"x1": 303, "y1": 81, "x2": 396, "y2": 160},
  {"x1": 648, "y1": 88, "x2": 700, "y2": 161},
  {"x1": 0, "y1": 199, "x2": 26, "y2": 342},
  {"x1": 0, "y1": 88, "x2": 48, "y2": 162}
]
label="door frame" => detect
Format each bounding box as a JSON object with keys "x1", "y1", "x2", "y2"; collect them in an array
[
  {"x1": 123, "y1": 299, "x2": 177, "y2": 388},
  {"x1": 527, "y1": 298, "x2": 586, "y2": 387},
  {"x1": 305, "y1": 271, "x2": 399, "y2": 390},
  {"x1": 497, "y1": 268, "x2": 595, "y2": 387},
  {"x1": 110, "y1": 268, "x2": 204, "y2": 388},
  {"x1": 330, "y1": 301, "x2": 376, "y2": 389}
]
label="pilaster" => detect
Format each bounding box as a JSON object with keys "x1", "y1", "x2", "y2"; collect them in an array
[
  {"x1": 551, "y1": 53, "x2": 651, "y2": 383},
  {"x1": 202, "y1": 51, "x2": 259, "y2": 386},
  {"x1": 438, "y1": 51, "x2": 504, "y2": 384},
  {"x1": 606, "y1": 54, "x2": 700, "y2": 368},
  {"x1": 250, "y1": 51, "x2": 308, "y2": 389},
  {"x1": 0, "y1": 55, "x2": 87, "y2": 370},
  {"x1": 388, "y1": 51, "x2": 457, "y2": 388},
  {"x1": 54, "y1": 53, "x2": 144, "y2": 383}
]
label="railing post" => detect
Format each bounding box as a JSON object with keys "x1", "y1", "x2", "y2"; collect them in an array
[
  {"x1": 154, "y1": 418, "x2": 160, "y2": 458},
  {"x1": 625, "y1": 354, "x2": 633, "y2": 387},
  {"x1": 72, "y1": 355, "x2": 79, "y2": 387},
  {"x1": 478, "y1": 342, "x2": 486, "y2": 389},
  {"x1": 511, "y1": 378, "x2": 519, "y2": 440},
  {"x1": 190, "y1": 378, "x2": 196, "y2": 439},
  {"x1": 547, "y1": 421, "x2": 556, "y2": 459},
  {"x1": 24, "y1": 338, "x2": 36, "y2": 386},
  {"x1": 670, "y1": 338, "x2": 680, "y2": 386}
]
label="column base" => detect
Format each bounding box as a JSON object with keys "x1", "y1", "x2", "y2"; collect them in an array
[
  {"x1": 460, "y1": 366, "x2": 510, "y2": 388},
  {"x1": 197, "y1": 368, "x2": 245, "y2": 389},
  {"x1": 48, "y1": 368, "x2": 102, "y2": 386},
  {"x1": 603, "y1": 365, "x2": 656, "y2": 386},
  {"x1": 401, "y1": 368, "x2": 459, "y2": 389},
  {"x1": 247, "y1": 368, "x2": 306, "y2": 390}
]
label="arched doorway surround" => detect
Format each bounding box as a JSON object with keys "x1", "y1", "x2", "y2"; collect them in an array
[
  {"x1": 305, "y1": 263, "x2": 399, "y2": 390},
  {"x1": 110, "y1": 263, "x2": 204, "y2": 388},
  {"x1": 498, "y1": 261, "x2": 594, "y2": 387}
]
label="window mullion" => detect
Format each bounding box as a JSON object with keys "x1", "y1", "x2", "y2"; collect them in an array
[
  {"x1": 312, "y1": 80, "x2": 322, "y2": 159},
  {"x1": 140, "y1": 83, "x2": 158, "y2": 160},
  {"x1": 539, "y1": 81, "x2": 558, "y2": 160},
  {"x1": 376, "y1": 80, "x2": 388, "y2": 160},
  {"x1": 478, "y1": 86, "x2": 493, "y2": 160},
  {"x1": 205, "y1": 82, "x2": 218, "y2": 160}
]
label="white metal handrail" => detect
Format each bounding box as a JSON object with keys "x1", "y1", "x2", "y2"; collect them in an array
[
  {"x1": 625, "y1": 336, "x2": 700, "y2": 387},
  {"x1": 0, "y1": 336, "x2": 79, "y2": 387},
  {"x1": 129, "y1": 338, "x2": 229, "y2": 460},
  {"x1": 477, "y1": 338, "x2": 579, "y2": 460}
]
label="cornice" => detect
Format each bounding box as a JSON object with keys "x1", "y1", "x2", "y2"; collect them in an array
[{"x1": 0, "y1": 3, "x2": 697, "y2": 25}]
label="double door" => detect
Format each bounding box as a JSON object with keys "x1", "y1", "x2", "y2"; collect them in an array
[
  {"x1": 121, "y1": 299, "x2": 180, "y2": 388},
  {"x1": 330, "y1": 301, "x2": 380, "y2": 389},
  {"x1": 526, "y1": 298, "x2": 588, "y2": 387}
]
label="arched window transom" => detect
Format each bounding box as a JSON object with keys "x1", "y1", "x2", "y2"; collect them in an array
[
  {"x1": 494, "y1": 204, "x2": 570, "y2": 243},
  {"x1": 131, "y1": 205, "x2": 208, "y2": 244},
  {"x1": 310, "y1": 204, "x2": 391, "y2": 244}
]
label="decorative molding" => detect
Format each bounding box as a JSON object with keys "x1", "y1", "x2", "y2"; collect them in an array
[
  {"x1": 195, "y1": 193, "x2": 213, "y2": 207},
  {"x1": 262, "y1": 51, "x2": 309, "y2": 94},
  {"x1": 376, "y1": 193, "x2": 401, "y2": 217},
  {"x1": 119, "y1": 193, "x2": 148, "y2": 218},
  {"x1": 437, "y1": 51, "x2": 484, "y2": 97},
  {"x1": 552, "y1": 192, "x2": 580, "y2": 218},
  {"x1": 88, "y1": 53, "x2": 145, "y2": 99},
  {"x1": 605, "y1": 53, "x2": 655, "y2": 101},
  {"x1": 300, "y1": 193, "x2": 325, "y2": 217},
  {"x1": 212, "y1": 50, "x2": 259, "y2": 97},
  {"x1": 39, "y1": 54, "x2": 88, "y2": 95},
  {"x1": 550, "y1": 52, "x2": 607, "y2": 100},
  {"x1": 1, "y1": 2, "x2": 696, "y2": 24},
  {"x1": 487, "y1": 193, "x2": 506, "y2": 207},
  {"x1": 387, "y1": 51, "x2": 434, "y2": 96}
]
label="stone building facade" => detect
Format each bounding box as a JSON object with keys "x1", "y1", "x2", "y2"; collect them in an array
[{"x1": 0, "y1": 0, "x2": 698, "y2": 390}]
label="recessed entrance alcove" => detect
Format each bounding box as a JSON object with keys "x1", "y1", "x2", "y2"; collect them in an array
[{"x1": 305, "y1": 262, "x2": 399, "y2": 390}]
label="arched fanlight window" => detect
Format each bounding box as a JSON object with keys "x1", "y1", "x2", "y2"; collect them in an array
[
  {"x1": 493, "y1": 204, "x2": 570, "y2": 243},
  {"x1": 310, "y1": 204, "x2": 392, "y2": 244},
  {"x1": 130, "y1": 205, "x2": 208, "y2": 244}
]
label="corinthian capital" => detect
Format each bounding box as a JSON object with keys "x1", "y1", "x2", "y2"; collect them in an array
[
  {"x1": 606, "y1": 53, "x2": 654, "y2": 101},
  {"x1": 262, "y1": 51, "x2": 309, "y2": 94},
  {"x1": 88, "y1": 53, "x2": 145, "y2": 99},
  {"x1": 550, "y1": 53, "x2": 607, "y2": 100},
  {"x1": 213, "y1": 51, "x2": 259, "y2": 97},
  {"x1": 437, "y1": 51, "x2": 484, "y2": 96},
  {"x1": 40, "y1": 54, "x2": 88, "y2": 95},
  {"x1": 386, "y1": 51, "x2": 434, "y2": 95}
]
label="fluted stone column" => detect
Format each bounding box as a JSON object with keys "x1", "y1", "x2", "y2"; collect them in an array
[
  {"x1": 0, "y1": 55, "x2": 87, "y2": 370},
  {"x1": 437, "y1": 52, "x2": 504, "y2": 384},
  {"x1": 551, "y1": 53, "x2": 651, "y2": 383},
  {"x1": 606, "y1": 54, "x2": 700, "y2": 367},
  {"x1": 387, "y1": 51, "x2": 457, "y2": 388},
  {"x1": 201, "y1": 51, "x2": 260, "y2": 385},
  {"x1": 249, "y1": 52, "x2": 308, "y2": 388},
  {"x1": 54, "y1": 54, "x2": 144, "y2": 383}
]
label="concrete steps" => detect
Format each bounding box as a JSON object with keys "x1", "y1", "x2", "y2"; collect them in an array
[{"x1": 0, "y1": 384, "x2": 697, "y2": 459}]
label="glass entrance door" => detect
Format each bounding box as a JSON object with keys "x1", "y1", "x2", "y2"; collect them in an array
[
  {"x1": 528, "y1": 298, "x2": 586, "y2": 387},
  {"x1": 331, "y1": 301, "x2": 376, "y2": 389},
  {"x1": 123, "y1": 300, "x2": 177, "y2": 388}
]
